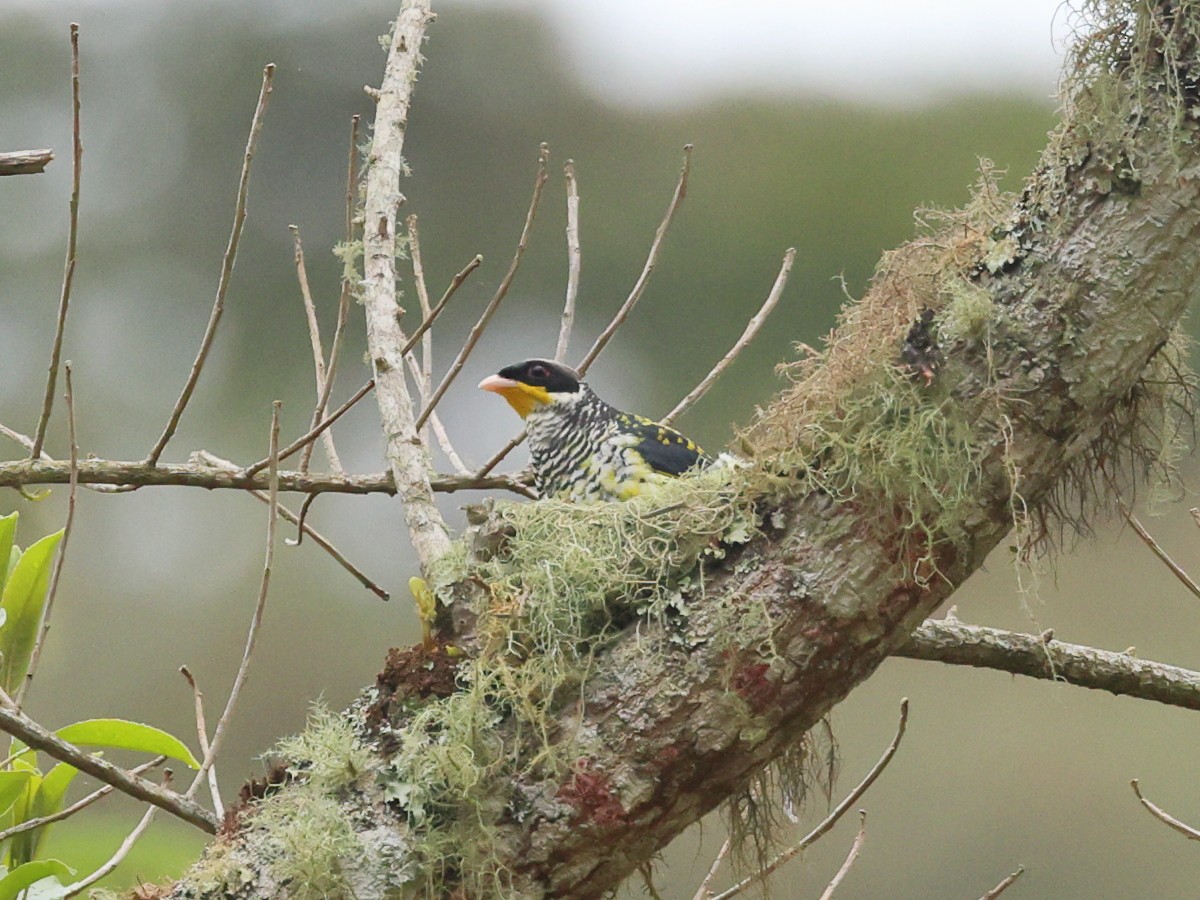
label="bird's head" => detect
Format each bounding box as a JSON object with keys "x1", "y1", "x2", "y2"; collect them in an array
[{"x1": 478, "y1": 359, "x2": 582, "y2": 419}]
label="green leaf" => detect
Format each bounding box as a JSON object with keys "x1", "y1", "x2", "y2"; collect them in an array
[
  {"x1": 0, "y1": 771, "x2": 35, "y2": 819},
  {"x1": 22, "y1": 764, "x2": 78, "y2": 859},
  {"x1": 3, "y1": 770, "x2": 41, "y2": 869},
  {"x1": 0, "y1": 530, "x2": 63, "y2": 694},
  {"x1": 0, "y1": 860, "x2": 72, "y2": 900},
  {"x1": 0, "y1": 514, "x2": 18, "y2": 594},
  {"x1": 55, "y1": 719, "x2": 199, "y2": 769}
]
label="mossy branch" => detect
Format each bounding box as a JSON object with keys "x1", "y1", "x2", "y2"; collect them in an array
[{"x1": 166, "y1": 2, "x2": 1200, "y2": 897}]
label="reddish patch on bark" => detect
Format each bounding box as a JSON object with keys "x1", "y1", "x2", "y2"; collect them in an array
[
  {"x1": 730, "y1": 660, "x2": 779, "y2": 712},
  {"x1": 362, "y1": 641, "x2": 462, "y2": 750},
  {"x1": 558, "y1": 760, "x2": 627, "y2": 827},
  {"x1": 220, "y1": 759, "x2": 294, "y2": 835}
]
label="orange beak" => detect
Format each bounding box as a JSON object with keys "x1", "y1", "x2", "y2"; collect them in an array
[{"x1": 479, "y1": 374, "x2": 550, "y2": 419}]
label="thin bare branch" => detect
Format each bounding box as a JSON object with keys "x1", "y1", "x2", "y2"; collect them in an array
[
  {"x1": 817, "y1": 810, "x2": 867, "y2": 900},
  {"x1": 188, "y1": 402, "x2": 280, "y2": 800},
  {"x1": 405, "y1": 215, "x2": 471, "y2": 474},
  {"x1": 244, "y1": 378, "x2": 374, "y2": 477},
  {"x1": 407, "y1": 214, "x2": 435, "y2": 400},
  {"x1": 345, "y1": 114, "x2": 360, "y2": 239},
  {"x1": 0, "y1": 703, "x2": 216, "y2": 832},
  {"x1": 474, "y1": 430, "x2": 528, "y2": 479},
  {"x1": 62, "y1": 783, "x2": 162, "y2": 897},
  {"x1": 194, "y1": 452, "x2": 391, "y2": 600},
  {"x1": 144, "y1": 64, "x2": 274, "y2": 466},
  {"x1": 979, "y1": 866, "x2": 1026, "y2": 899},
  {"x1": 415, "y1": 143, "x2": 551, "y2": 431},
  {"x1": 477, "y1": 146, "x2": 691, "y2": 479},
  {"x1": 1131, "y1": 779, "x2": 1200, "y2": 841},
  {"x1": 661, "y1": 247, "x2": 794, "y2": 426},
  {"x1": 18, "y1": 362, "x2": 79, "y2": 710},
  {"x1": 556, "y1": 159, "x2": 581, "y2": 362},
  {"x1": 0, "y1": 149, "x2": 54, "y2": 176},
  {"x1": 30, "y1": 24, "x2": 82, "y2": 460},
  {"x1": 575, "y1": 144, "x2": 692, "y2": 377},
  {"x1": 417, "y1": 253, "x2": 485, "y2": 346},
  {"x1": 300, "y1": 116, "x2": 361, "y2": 474},
  {"x1": 0, "y1": 455, "x2": 530, "y2": 497},
  {"x1": 180, "y1": 665, "x2": 222, "y2": 816},
  {"x1": 1122, "y1": 505, "x2": 1200, "y2": 603},
  {"x1": 713, "y1": 698, "x2": 908, "y2": 900},
  {"x1": 0, "y1": 755, "x2": 164, "y2": 844},
  {"x1": 692, "y1": 837, "x2": 731, "y2": 900},
  {"x1": 896, "y1": 619, "x2": 1200, "y2": 711},
  {"x1": 290, "y1": 224, "x2": 343, "y2": 472}
]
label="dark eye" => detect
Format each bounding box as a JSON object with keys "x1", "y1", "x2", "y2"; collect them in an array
[{"x1": 528, "y1": 364, "x2": 549, "y2": 381}]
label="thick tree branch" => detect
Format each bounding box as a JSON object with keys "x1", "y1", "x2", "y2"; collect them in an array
[{"x1": 896, "y1": 620, "x2": 1200, "y2": 711}]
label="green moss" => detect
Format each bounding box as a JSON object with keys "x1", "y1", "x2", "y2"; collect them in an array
[
  {"x1": 379, "y1": 467, "x2": 760, "y2": 896},
  {"x1": 273, "y1": 705, "x2": 373, "y2": 794},
  {"x1": 1064, "y1": 1, "x2": 1200, "y2": 164},
  {"x1": 937, "y1": 276, "x2": 997, "y2": 345},
  {"x1": 249, "y1": 792, "x2": 359, "y2": 900}
]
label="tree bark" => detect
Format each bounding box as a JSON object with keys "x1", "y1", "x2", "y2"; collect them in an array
[{"x1": 168, "y1": 5, "x2": 1200, "y2": 899}]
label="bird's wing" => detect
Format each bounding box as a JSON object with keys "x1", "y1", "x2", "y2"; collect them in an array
[{"x1": 615, "y1": 413, "x2": 709, "y2": 477}]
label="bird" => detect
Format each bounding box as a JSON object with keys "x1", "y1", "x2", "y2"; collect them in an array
[{"x1": 479, "y1": 359, "x2": 712, "y2": 502}]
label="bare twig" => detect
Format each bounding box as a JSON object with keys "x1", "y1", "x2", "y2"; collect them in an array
[
  {"x1": 817, "y1": 810, "x2": 867, "y2": 900},
  {"x1": 0, "y1": 455, "x2": 530, "y2": 497},
  {"x1": 345, "y1": 114, "x2": 360, "y2": 239},
  {"x1": 193, "y1": 451, "x2": 390, "y2": 600},
  {"x1": 0, "y1": 755, "x2": 164, "y2": 844},
  {"x1": 1122, "y1": 505, "x2": 1200, "y2": 603},
  {"x1": 979, "y1": 866, "x2": 1026, "y2": 899},
  {"x1": 180, "y1": 666, "x2": 222, "y2": 816},
  {"x1": 0, "y1": 703, "x2": 216, "y2": 831},
  {"x1": 407, "y1": 214, "x2": 434, "y2": 401},
  {"x1": 661, "y1": 247, "x2": 794, "y2": 426},
  {"x1": 289, "y1": 493, "x2": 319, "y2": 546},
  {"x1": 18, "y1": 362, "x2": 79, "y2": 710},
  {"x1": 896, "y1": 619, "x2": 1200, "y2": 711},
  {"x1": 474, "y1": 431, "x2": 528, "y2": 480},
  {"x1": 575, "y1": 144, "x2": 692, "y2": 377},
  {"x1": 299, "y1": 116, "x2": 362, "y2": 474},
  {"x1": 62, "y1": 781, "x2": 163, "y2": 897},
  {"x1": 361, "y1": 0, "x2": 451, "y2": 574},
  {"x1": 1131, "y1": 779, "x2": 1200, "y2": 841},
  {"x1": 145, "y1": 64, "x2": 274, "y2": 466},
  {"x1": 556, "y1": 159, "x2": 582, "y2": 362},
  {"x1": 244, "y1": 378, "x2": 374, "y2": 477},
  {"x1": 30, "y1": 25, "x2": 82, "y2": 460},
  {"x1": 691, "y1": 837, "x2": 731, "y2": 900},
  {"x1": 477, "y1": 146, "x2": 692, "y2": 478},
  {"x1": 713, "y1": 698, "x2": 908, "y2": 900},
  {"x1": 188, "y1": 402, "x2": 281, "y2": 800},
  {"x1": 418, "y1": 253, "x2": 485, "y2": 346},
  {"x1": 405, "y1": 216, "x2": 471, "y2": 474},
  {"x1": 0, "y1": 149, "x2": 54, "y2": 176},
  {"x1": 415, "y1": 143, "x2": 551, "y2": 431},
  {"x1": 290, "y1": 224, "x2": 343, "y2": 472},
  {"x1": 275, "y1": 495, "x2": 391, "y2": 598}
]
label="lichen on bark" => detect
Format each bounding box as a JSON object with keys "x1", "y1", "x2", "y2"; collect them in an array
[{"x1": 168, "y1": 3, "x2": 1200, "y2": 898}]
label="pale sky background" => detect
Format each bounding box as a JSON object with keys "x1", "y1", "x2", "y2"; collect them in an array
[{"x1": 9, "y1": 0, "x2": 1075, "y2": 106}]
